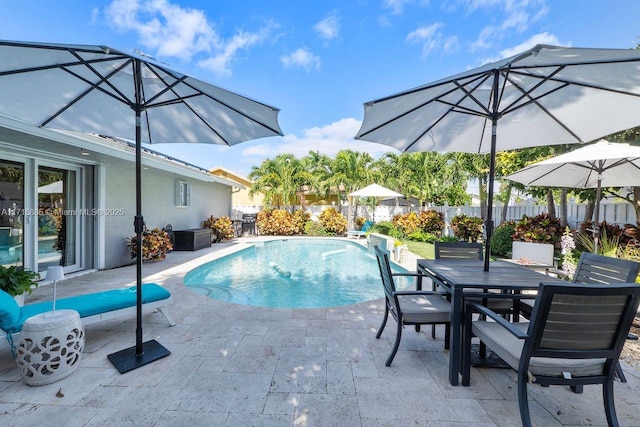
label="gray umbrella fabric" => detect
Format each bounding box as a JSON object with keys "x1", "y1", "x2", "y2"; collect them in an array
[
  {"x1": 0, "y1": 39, "x2": 283, "y2": 372},
  {"x1": 355, "y1": 44, "x2": 640, "y2": 269},
  {"x1": 506, "y1": 140, "x2": 640, "y2": 252}
]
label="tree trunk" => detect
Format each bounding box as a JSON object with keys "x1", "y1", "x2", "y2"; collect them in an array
[
  {"x1": 501, "y1": 185, "x2": 512, "y2": 224},
  {"x1": 479, "y1": 178, "x2": 487, "y2": 219},
  {"x1": 559, "y1": 189, "x2": 568, "y2": 228},
  {"x1": 584, "y1": 200, "x2": 595, "y2": 224},
  {"x1": 546, "y1": 189, "x2": 556, "y2": 220}
]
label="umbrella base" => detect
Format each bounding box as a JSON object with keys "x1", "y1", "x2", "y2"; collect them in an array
[{"x1": 108, "y1": 339, "x2": 170, "y2": 374}]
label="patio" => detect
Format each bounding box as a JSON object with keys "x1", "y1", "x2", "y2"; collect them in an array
[{"x1": 1, "y1": 239, "x2": 639, "y2": 426}]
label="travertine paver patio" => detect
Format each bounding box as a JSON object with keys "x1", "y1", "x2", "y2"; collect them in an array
[{"x1": 1, "y1": 238, "x2": 639, "y2": 426}]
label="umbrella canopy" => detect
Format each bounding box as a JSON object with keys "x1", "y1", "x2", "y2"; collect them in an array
[
  {"x1": 355, "y1": 44, "x2": 640, "y2": 269},
  {"x1": 349, "y1": 183, "x2": 403, "y2": 198},
  {"x1": 0, "y1": 39, "x2": 283, "y2": 372},
  {"x1": 506, "y1": 140, "x2": 640, "y2": 252}
]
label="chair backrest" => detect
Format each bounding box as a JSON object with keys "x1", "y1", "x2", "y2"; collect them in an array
[
  {"x1": 573, "y1": 252, "x2": 640, "y2": 284},
  {"x1": 524, "y1": 282, "x2": 640, "y2": 367},
  {"x1": 374, "y1": 245, "x2": 397, "y2": 311},
  {"x1": 361, "y1": 220, "x2": 374, "y2": 232},
  {"x1": 435, "y1": 241, "x2": 483, "y2": 260}
]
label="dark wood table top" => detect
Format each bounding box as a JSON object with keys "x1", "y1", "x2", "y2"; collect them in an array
[{"x1": 417, "y1": 259, "x2": 563, "y2": 290}]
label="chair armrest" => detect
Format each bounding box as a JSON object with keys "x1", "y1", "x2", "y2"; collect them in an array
[
  {"x1": 393, "y1": 290, "x2": 447, "y2": 297},
  {"x1": 392, "y1": 272, "x2": 423, "y2": 278},
  {"x1": 466, "y1": 300, "x2": 528, "y2": 339}
]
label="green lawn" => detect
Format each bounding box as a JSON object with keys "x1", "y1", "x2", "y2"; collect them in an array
[{"x1": 403, "y1": 240, "x2": 435, "y2": 259}]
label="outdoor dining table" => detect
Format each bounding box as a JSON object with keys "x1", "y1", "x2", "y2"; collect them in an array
[{"x1": 416, "y1": 258, "x2": 565, "y2": 386}]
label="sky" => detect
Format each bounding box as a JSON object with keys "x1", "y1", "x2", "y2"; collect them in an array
[{"x1": 1, "y1": 0, "x2": 640, "y2": 177}]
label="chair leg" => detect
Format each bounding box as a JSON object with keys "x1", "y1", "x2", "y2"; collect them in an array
[
  {"x1": 431, "y1": 324, "x2": 436, "y2": 339},
  {"x1": 385, "y1": 318, "x2": 403, "y2": 367},
  {"x1": 376, "y1": 304, "x2": 389, "y2": 339},
  {"x1": 603, "y1": 378, "x2": 619, "y2": 427},
  {"x1": 444, "y1": 324, "x2": 450, "y2": 350},
  {"x1": 415, "y1": 325, "x2": 421, "y2": 332},
  {"x1": 518, "y1": 371, "x2": 533, "y2": 427},
  {"x1": 570, "y1": 385, "x2": 584, "y2": 394},
  {"x1": 615, "y1": 361, "x2": 627, "y2": 383}
]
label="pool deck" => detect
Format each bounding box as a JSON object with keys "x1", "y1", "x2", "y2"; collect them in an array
[{"x1": 1, "y1": 236, "x2": 640, "y2": 426}]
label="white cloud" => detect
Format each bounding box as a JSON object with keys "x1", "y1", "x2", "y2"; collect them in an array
[
  {"x1": 281, "y1": 48, "x2": 321, "y2": 71},
  {"x1": 468, "y1": 0, "x2": 549, "y2": 51},
  {"x1": 406, "y1": 23, "x2": 452, "y2": 57},
  {"x1": 383, "y1": 0, "x2": 414, "y2": 15},
  {"x1": 314, "y1": 11, "x2": 340, "y2": 41},
  {"x1": 478, "y1": 32, "x2": 565, "y2": 64},
  {"x1": 103, "y1": 0, "x2": 275, "y2": 77},
  {"x1": 241, "y1": 118, "x2": 395, "y2": 161}
]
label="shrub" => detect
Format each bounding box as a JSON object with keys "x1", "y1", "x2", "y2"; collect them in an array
[
  {"x1": 256, "y1": 209, "x2": 298, "y2": 235},
  {"x1": 513, "y1": 213, "x2": 562, "y2": 244},
  {"x1": 355, "y1": 217, "x2": 365, "y2": 230},
  {"x1": 291, "y1": 209, "x2": 311, "y2": 235},
  {"x1": 406, "y1": 230, "x2": 438, "y2": 243},
  {"x1": 319, "y1": 207, "x2": 347, "y2": 235},
  {"x1": 451, "y1": 214, "x2": 483, "y2": 242},
  {"x1": 201, "y1": 215, "x2": 234, "y2": 242},
  {"x1": 392, "y1": 212, "x2": 421, "y2": 235},
  {"x1": 370, "y1": 221, "x2": 403, "y2": 239},
  {"x1": 128, "y1": 227, "x2": 173, "y2": 262},
  {"x1": 419, "y1": 210, "x2": 445, "y2": 235},
  {"x1": 490, "y1": 220, "x2": 516, "y2": 257},
  {"x1": 304, "y1": 220, "x2": 330, "y2": 236}
]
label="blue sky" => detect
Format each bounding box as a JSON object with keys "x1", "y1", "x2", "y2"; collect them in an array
[{"x1": 1, "y1": 0, "x2": 640, "y2": 176}]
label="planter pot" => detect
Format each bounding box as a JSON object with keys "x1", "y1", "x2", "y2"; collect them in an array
[{"x1": 511, "y1": 241, "x2": 554, "y2": 266}]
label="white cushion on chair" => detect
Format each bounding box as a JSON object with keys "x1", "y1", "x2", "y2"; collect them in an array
[
  {"x1": 397, "y1": 294, "x2": 450, "y2": 324},
  {"x1": 472, "y1": 321, "x2": 605, "y2": 378}
]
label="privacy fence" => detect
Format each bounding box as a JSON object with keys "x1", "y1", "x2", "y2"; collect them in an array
[{"x1": 233, "y1": 199, "x2": 638, "y2": 231}]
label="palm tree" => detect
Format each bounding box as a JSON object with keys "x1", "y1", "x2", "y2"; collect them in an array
[
  {"x1": 249, "y1": 154, "x2": 313, "y2": 212},
  {"x1": 329, "y1": 150, "x2": 374, "y2": 225}
]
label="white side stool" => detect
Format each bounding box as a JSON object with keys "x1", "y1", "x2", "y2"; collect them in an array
[{"x1": 16, "y1": 309, "x2": 85, "y2": 386}]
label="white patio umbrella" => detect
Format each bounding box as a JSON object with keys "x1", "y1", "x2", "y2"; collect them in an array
[
  {"x1": 348, "y1": 184, "x2": 403, "y2": 222},
  {"x1": 0, "y1": 39, "x2": 283, "y2": 372},
  {"x1": 355, "y1": 44, "x2": 640, "y2": 270},
  {"x1": 506, "y1": 140, "x2": 640, "y2": 252},
  {"x1": 348, "y1": 183, "x2": 404, "y2": 198}
]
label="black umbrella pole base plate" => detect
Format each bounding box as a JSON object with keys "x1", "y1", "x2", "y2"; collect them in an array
[{"x1": 108, "y1": 340, "x2": 171, "y2": 374}]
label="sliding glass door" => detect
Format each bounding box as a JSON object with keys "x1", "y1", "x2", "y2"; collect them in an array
[
  {"x1": 0, "y1": 160, "x2": 24, "y2": 268},
  {"x1": 37, "y1": 166, "x2": 79, "y2": 273}
]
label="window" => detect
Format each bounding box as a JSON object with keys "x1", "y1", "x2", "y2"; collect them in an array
[{"x1": 176, "y1": 181, "x2": 191, "y2": 207}]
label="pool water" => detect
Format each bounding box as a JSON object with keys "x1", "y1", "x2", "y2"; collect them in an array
[{"x1": 184, "y1": 238, "x2": 413, "y2": 308}]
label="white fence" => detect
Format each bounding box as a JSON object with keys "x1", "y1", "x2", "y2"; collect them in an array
[{"x1": 233, "y1": 200, "x2": 638, "y2": 229}]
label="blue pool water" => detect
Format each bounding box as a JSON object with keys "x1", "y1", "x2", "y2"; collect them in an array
[{"x1": 184, "y1": 238, "x2": 412, "y2": 308}]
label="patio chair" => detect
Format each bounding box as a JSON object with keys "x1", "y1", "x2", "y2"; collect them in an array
[
  {"x1": 520, "y1": 252, "x2": 640, "y2": 387},
  {"x1": 374, "y1": 245, "x2": 450, "y2": 366},
  {"x1": 346, "y1": 220, "x2": 374, "y2": 239},
  {"x1": 462, "y1": 282, "x2": 640, "y2": 427}
]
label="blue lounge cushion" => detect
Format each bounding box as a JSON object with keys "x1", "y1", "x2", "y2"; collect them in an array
[
  {"x1": 2, "y1": 283, "x2": 170, "y2": 333},
  {"x1": 0, "y1": 289, "x2": 21, "y2": 332}
]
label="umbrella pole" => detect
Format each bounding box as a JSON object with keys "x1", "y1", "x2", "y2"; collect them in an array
[
  {"x1": 483, "y1": 74, "x2": 499, "y2": 271},
  {"x1": 108, "y1": 59, "x2": 170, "y2": 373},
  {"x1": 593, "y1": 170, "x2": 603, "y2": 254}
]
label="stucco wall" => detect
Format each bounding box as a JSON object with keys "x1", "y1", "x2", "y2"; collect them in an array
[{"x1": 103, "y1": 163, "x2": 231, "y2": 268}]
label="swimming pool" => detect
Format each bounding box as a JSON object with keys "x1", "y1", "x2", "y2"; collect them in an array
[{"x1": 184, "y1": 238, "x2": 413, "y2": 308}]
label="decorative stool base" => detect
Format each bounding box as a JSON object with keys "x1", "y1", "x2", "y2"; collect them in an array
[{"x1": 16, "y1": 309, "x2": 85, "y2": 386}]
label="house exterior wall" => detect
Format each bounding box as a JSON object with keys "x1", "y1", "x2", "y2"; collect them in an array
[{"x1": 103, "y1": 162, "x2": 231, "y2": 268}]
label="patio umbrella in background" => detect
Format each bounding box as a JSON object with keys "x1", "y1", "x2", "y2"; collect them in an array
[
  {"x1": 0, "y1": 40, "x2": 283, "y2": 372},
  {"x1": 506, "y1": 140, "x2": 640, "y2": 253},
  {"x1": 349, "y1": 183, "x2": 404, "y2": 222},
  {"x1": 355, "y1": 44, "x2": 640, "y2": 270}
]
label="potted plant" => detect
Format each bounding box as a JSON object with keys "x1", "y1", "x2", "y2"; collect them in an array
[{"x1": 0, "y1": 265, "x2": 40, "y2": 306}]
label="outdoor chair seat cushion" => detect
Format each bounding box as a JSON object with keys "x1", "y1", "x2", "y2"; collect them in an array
[
  {"x1": 472, "y1": 321, "x2": 605, "y2": 378},
  {"x1": 0, "y1": 283, "x2": 171, "y2": 333},
  {"x1": 396, "y1": 294, "x2": 451, "y2": 324}
]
